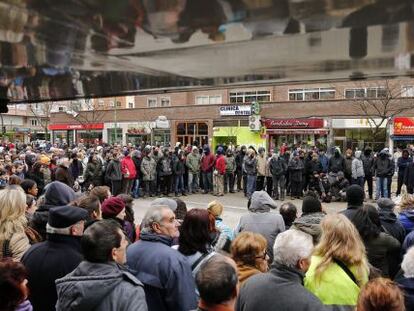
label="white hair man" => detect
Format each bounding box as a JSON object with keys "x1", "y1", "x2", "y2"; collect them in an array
[
  {"x1": 396, "y1": 247, "x2": 414, "y2": 309},
  {"x1": 127, "y1": 205, "x2": 197, "y2": 311},
  {"x1": 236, "y1": 229, "x2": 325, "y2": 311}
]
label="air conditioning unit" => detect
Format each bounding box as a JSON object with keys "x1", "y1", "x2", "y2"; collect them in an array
[{"x1": 249, "y1": 115, "x2": 261, "y2": 131}]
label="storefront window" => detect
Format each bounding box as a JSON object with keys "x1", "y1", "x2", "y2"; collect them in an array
[
  {"x1": 176, "y1": 122, "x2": 209, "y2": 146},
  {"x1": 107, "y1": 128, "x2": 122, "y2": 144}
]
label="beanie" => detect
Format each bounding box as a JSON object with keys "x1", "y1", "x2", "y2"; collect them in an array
[
  {"x1": 101, "y1": 197, "x2": 125, "y2": 218},
  {"x1": 302, "y1": 196, "x2": 322, "y2": 214},
  {"x1": 346, "y1": 185, "x2": 365, "y2": 206},
  {"x1": 208, "y1": 201, "x2": 224, "y2": 217}
]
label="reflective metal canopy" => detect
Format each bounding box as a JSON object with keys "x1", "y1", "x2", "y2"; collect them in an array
[{"x1": 1, "y1": 0, "x2": 414, "y2": 103}]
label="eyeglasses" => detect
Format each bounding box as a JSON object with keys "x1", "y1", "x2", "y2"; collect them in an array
[{"x1": 256, "y1": 250, "x2": 268, "y2": 260}]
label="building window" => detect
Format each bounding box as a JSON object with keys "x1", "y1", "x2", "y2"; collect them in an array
[
  {"x1": 160, "y1": 97, "x2": 171, "y2": 107},
  {"x1": 344, "y1": 87, "x2": 387, "y2": 99},
  {"x1": 402, "y1": 86, "x2": 414, "y2": 97},
  {"x1": 147, "y1": 98, "x2": 157, "y2": 108},
  {"x1": 128, "y1": 102, "x2": 134, "y2": 109},
  {"x1": 58, "y1": 106, "x2": 65, "y2": 112},
  {"x1": 229, "y1": 90, "x2": 271, "y2": 104},
  {"x1": 98, "y1": 99, "x2": 104, "y2": 107},
  {"x1": 288, "y1": 88, "x2": 335, "y2": 101},
  {"x1": 109, "y1": 100, "x2": 115, "y2": 108},
  {"x1": 116, "y1": 101, "x2": 122, "y2": 108},
  {"x1": 30, "y1": 119, "x2": 38, "y2": 127},
  {"x1": 195, "y1": 95, "x2": 222, "y2": 105},
  {"x1": 176, "y1": 122, "x2": 209, "y2": 146}
]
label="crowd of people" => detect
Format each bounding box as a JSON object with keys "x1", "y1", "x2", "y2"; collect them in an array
[
  {"x1": 2, "y1": 141, "x2": 414, "y2": 310},
  {"x1": 0, "y1": 140, "x2": 413, "y2": 203}
]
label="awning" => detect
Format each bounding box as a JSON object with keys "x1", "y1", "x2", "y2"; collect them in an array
[
  {"x1": 391, "y1": 135, "x2": 414, "y2": 141},
  {"x1": 266, "y1": 129, "x2": 328, "y2": 135}
]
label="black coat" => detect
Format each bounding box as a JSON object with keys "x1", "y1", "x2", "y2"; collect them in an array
[
  {"x1": 22, "y1": 235, "x2": 83, "y2": 311},
  {"x1": 288, "y1": 158, "x2": 304, "y2": 182},
  {"x1": 379, "y1": 209, "x2": 406, "y2": 244},
  {"x1": 405, "y1": 163, "x2": 414, "y2": 189},
  {"x1": 396, "y1": 277, "x2": 414, "y2": 311},
  {"x1": 328, "y1": 154, "x2": 345, "y2": 173},
  {"x1": 236, "y1": 263, "x2": 325, "y2": 311}
]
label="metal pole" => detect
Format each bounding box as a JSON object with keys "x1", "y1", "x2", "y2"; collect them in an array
[{"x1": 114, "y1": 97, "x2": 118, "y2": 144}]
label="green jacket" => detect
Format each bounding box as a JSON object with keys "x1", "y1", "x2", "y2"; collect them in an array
[
  {"x1": 305, "y1": 255, "x2": 368, "y2": 308},
  {"x1": 186, "y1": 152, "x2": 201, "y2": 173},
  {"x1": 225, "y1": 156, "x2": 236, "y2": 173}
]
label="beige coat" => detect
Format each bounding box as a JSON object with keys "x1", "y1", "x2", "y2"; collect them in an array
[
  {"x1": 257, "y1": 154, "x2": 267, "y2": 176},
  {"x1": 0, "y1": 231, "x2": 30, "y2": 261}
]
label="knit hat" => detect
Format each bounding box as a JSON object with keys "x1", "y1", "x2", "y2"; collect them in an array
[
  {"x1": 346, "y1": 185, "x2": 365, "y2": 206},
  {"x1": 151, "y1": 198, "x2": 177, "y2": 212},
  {"x1": 101, "y1": 197, "x2": 126, "y2": 218},
  {"x1": 302, "y1": 196, "x2": 322, "y2": 214},
  {"x1": 208, "y1": 200, "x2": 224, "y2": 217},
  {"x1": 377, "y1": 198, "x2": 395, "y2": 210},
  {"x1": 39, "y1": 155, "x2": 50, "y2": 165},
  {"x1": 47, "y1": 205, "x2": 88, "y2": 229}
]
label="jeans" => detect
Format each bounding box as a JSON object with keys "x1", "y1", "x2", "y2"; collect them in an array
[
  {"x1": 376, "y1": 177, "x2": 388, "y2": 199},
  {"x1": 202, "y1": 171, "x2": 213, "y2": 193},
  {"x1": 188, "y1": 172, "x2": 199, "y2": 193},
  {"x1": 175, "y1": 175, "x2": 184, "y2": 194},
  {"x1": 246, "y1": 174, "x2": 257, "y2": 198},
  {"x1": 224, "y1": 172, "x2": 235, "y2": 193},
  {"x1": 272, "y1": 175, "x2": 286, "y2": 199},
  {"x1": 132, "y1": 179, "x2": 140, "y2": 198}
]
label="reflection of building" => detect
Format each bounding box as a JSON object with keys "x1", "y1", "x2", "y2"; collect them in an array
[{"x1": 49, "y1": 78, "x2": 414, "y2": 151}]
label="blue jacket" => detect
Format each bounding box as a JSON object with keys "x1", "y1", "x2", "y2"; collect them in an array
[
  {"x1": 126, "y1": 232, "x2": 197, "y2": 311},
  {"x1": 399, "y1": 210, "x2": 414, "y2": 235},
  {"x1": 319, "y1": 155, "x2": 329, "y2": 173}
]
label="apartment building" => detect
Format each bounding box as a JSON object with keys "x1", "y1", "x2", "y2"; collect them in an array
[{"x1": 49, "y1": 78, "x2": 414, "y2": 151}]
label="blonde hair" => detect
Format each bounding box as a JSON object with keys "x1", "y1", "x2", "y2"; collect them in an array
[
  {"x1": 231, "y1": 232, "x2": 267, "y2": 267},
  {"x1": 0, "y1": 187, "x2": 27, "y2": 241},
  {"x1": 207, "y1": 200, "x2": 224, "y2": 217},
  {"x1": 314, "y1": 214, "x2": 368, "y2": 286},
  {"x1": 398, "y1": 194, "x2": 414, "y2": 212}
]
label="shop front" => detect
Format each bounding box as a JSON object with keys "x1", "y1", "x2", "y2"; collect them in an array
[
  {"x1": 49, "y1": 123, "x2": 104, "y2": 145},
  {"x1": 175, "y1": 121, "x2": 209, "y2": 147},
  {"x1": 392, "y1": 117, "x2": 414, "y2": 148},
  {"x1": 212, "y1": 126, "x2": 265, "y2": 150},
  {"x1": 262, "y1": 118, "x2": 327, "y2": 150},
  {"x1": 332, "y1": 118, "x2": 386, "y2": 152}
]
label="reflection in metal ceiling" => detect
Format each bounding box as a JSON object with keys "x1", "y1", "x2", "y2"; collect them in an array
[{"x1": 0, "y1": 0, "x2": 414, "y2": 104}]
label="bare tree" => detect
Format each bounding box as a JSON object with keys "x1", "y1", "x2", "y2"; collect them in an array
[
  {"x1": 29, "y1": 102, "x2": 54, "y2": 139},
  {"x1": 65, "y1": 99, "x2": 107, "y2": 139},
  {"x1": 337, "y1": 79, "x2": 414, "y2": 142}
]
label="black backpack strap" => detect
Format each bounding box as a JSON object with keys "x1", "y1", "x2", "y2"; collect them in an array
[
  {"x1": 333, "y1": 258, "x2": 358, "y2": 286},
  {"x1": 191, "y1": 253, "x2": 210, "y2": 271},
  {"x1": 1, "y1": 239, "x2": 12, "y2": 260}
]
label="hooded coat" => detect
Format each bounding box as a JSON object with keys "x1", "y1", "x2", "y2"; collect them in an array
[
  {"x1": 234, "y1": 191, "x2": 285, "y2": 262},
  {"x1": 351, "y1": 151, "x2": 365, "y2": 179},
  {"x1": 372, "y1": 152, "x2": 394, "y2": 177},
  {"x1": 399, "y1": 210, "x2": 414, "y2": 234},
  {"x1": 30, "y1": 181, "x2": 77, "y2": 239},
  {"x1": 328, "y1": 152, "x2": 345, "y2": 173},
  {"x1": 291, "y1": 212, "x2": 326, "y2": 244},
  {"x1": 55, "y1": 261, "x2": 147, "y2": 311},
  {"x1": 379, "y1": 208, "x2": 406, "y2": 243},
  {"x1": 201, "y1": 148, "x2": 215, "y2": 173}
]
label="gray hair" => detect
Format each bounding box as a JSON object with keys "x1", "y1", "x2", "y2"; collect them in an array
[
  {"x1": 46, "y1": 220, "x2": 83, "y2": 236},
  {"x1": 273, "y1": 229, "x2": 313, "y2": 268},
  {"x1": 402, "y1": 246, "x2": 414, "y2": 278},
  {"x1": 141, "y1": 205, "x2": 169, "y2": 233}
]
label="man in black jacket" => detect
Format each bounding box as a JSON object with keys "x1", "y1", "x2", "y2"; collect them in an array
[
  {"x1": 22, "y1": 205, "x2": 88, "y2": 311},
  {"x1": 377, "y1": 198, "x2": 406, "y2": 243},
  {"x1": 55, "y1": 220, "x2": 147, "y2": 311},
  {"x1": 361, "y1": 148, "x2": 374, "y2": 200},
  {"x1": 236, "y1": 230, "x2": 324, "y2": 311}
]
